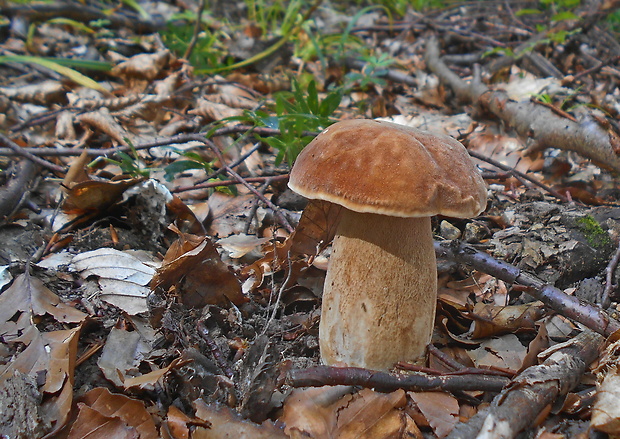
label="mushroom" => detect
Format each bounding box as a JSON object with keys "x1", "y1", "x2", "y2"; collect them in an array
[{"x1": 288, "y1": 119, "x2": 487, "y2": 371}]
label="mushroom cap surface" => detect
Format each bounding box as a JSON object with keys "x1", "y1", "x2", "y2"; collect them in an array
[{"x1": 288, "y1": 119, "x2": 487, "y2": 218}]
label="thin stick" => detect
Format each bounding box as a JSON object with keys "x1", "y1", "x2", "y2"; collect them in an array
[
  {"x1": 0, "y1": 134, "x2": 64, "y2": 173},
  {"x1": 602, "y1": 240, "x2": 620, "y2": 308},
  {"x1": 183, "y1": 0, "x2": 207, "y2": 61},
  {"x1": 467, "y1": 149, "x2": 569, "y2": 202}
]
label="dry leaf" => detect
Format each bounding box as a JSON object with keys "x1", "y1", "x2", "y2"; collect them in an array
[
  {"x1": 592, "y1": 340, "x2": 620, "y2": 435},
  {"x1": 408, "y1": 392, "x2": 459, "y2": 438},
  {"x1": 0, "y1": 273, "x2": 86, "y2": 342},
  {"x1": 111, "y1": 50, "x2": 171, "y2": 81},
  {"x1": 192, "y1": 399, "x2": 287, "y2": 438},
  {"x1": 150, "y1": 225, "x2": 246, "y2": 307},
  {"x1": 281, "y1": 386, "x2": 407, "y2": 439},
  {"x1": 469, "y1": 301, "x2": 546, "y2": 339},
  {"x1": 68, "y1": 387, "x2": 158, "y2": 439},
  {"x1": 68, "y1": 404, "x2": 140, "y2": 439},
  {"x1": 76, "y1": 107, "x2": 134, "y2": 146},
  {"x1": 63, "y1": 177, "x2": 145, "y2": 213},
  {"x1": 467, "y1": 334, "x2": 527, "y2": 372},
  {"x1": 218, "y1": 234, "x2": 271, "y2": 259},
  {"x1": 71, "y1": 248, "x2": 160, "y2": 315},
  {"x1": 190, "y1": 98, "x2": 244, "y2": 121},
  {"x1": 97, "y1": 327, "x2": 152, "y2": 387}
]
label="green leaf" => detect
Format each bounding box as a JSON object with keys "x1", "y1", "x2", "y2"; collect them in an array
[
  {"x1": 319, "y1": 91, "x2": 342, "y2": 117},
  {"x1": 306, "y1": 80, "x2": 319, "y2": 115},
  {"x1": 163, "y1": 160, "x2": 207, "y2": 181},
  {"x1": 515, "y1": 8, "x2": 542, "y2": 16},
  {"x1": 552, "y1": 11, "x2": 579, "y2": 22},
  {"x1": 0, "y1": 55, "x2": 109, "y2": 93}
]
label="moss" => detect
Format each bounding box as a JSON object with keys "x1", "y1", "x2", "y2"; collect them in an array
[{"x1": 576, "y1": 215, "x2": 611, "y2": 248}]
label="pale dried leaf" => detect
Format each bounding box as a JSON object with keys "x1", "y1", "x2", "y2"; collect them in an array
[
  {"x1": 111, "y1": 50, "x2": 171, "y2": 81},
  {"x1": 0, "y1": 80, "x2": 65, "y2": 105},
  {"x1": 97, "y1": 327, "x2": 152, "y2": 387},
  {"x1": 190, "y1": 98, "x2": 244, "y2": 121},
  {"x1": 76, "y1": 107, "x2": 133, "y2": 145},
  {"x1": 71, "y1": 248, "x2": 159, "y2": 315},
  {"x1": 467, "y1": 334, "x2": 527, "y2": 372},
  {"x1": 592, "y1": 373, "x2": 620, "y2": 434},
  {"x1": 218, "y1": 234, "x2": 271, "y2": 259}
]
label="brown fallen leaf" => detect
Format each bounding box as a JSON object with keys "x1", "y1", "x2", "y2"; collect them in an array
[
  {"x1": 468, "y1": 301, "x2": 546, "y2": 339},
  {"x1": 0, "y1": 273, "x2": 86, "y2": 343},
  {"x1": 0, "y1": 326, "x2": 82, "y2": 438},
  {"x1": 192, "y1": 399, "x2": 287, "y2": 438},
  {"x1": 280, "y1": 386, "x2": 407, "y2": 439},
  {"x1": 68, "y1": 387, "x2": 158, "y2": 439},
  {"x1": 242, "y1": 199, "x2": 342, "y2": 291},
  {"x1": 408, "y1": 391, "x2": 459, "y2": 438},
  {"x1": 62, "y1": 177, "x2": 145, "y2": 214},
  {"x1": 68, "y1": 404, "x2": 139, "y2": 439},
  {"x1": 150, "y1": 225, "x2": 246, "y2": 307}
]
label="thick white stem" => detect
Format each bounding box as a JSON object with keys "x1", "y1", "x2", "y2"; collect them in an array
[{"x1": 319, "y1": 211, "x2": 436, "y2": 370}]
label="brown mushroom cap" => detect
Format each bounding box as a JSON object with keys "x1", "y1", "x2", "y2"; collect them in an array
[{"x1": 289, "y1": 119, "x2": 487, "y2": 218}]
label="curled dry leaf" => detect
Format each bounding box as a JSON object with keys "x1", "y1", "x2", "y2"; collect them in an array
[
  {"x1": 111, "y1": 49, "x2": 171, "y2": 81},
  {"x1": 0, "y1": 79, "x2": 66, "y2": 105},
  {"x1": 281, "y1": 386, "x2": 408, "y2": 439},
  {"x1": 468, "y1": 301, "x2": 546, "y2": 339},
  {"x1": 62, "y1": 176, "x2": 145, "y2": 214},
  {"x1": 68, "y1": 387, "x2": 158, "y2": 439},
  {"x1": 243, "y1": 199, "x2": 342, "y2": 291},
  {"x1": 218, "y1": 234, "x2": 271, "y2": 259},
  {"x1": 192, "y1": 399, "x2": 287, "y2": 439},
  {"x1": 189, "y1": 98, "x2": 244, "y2": 121},
  {"x1": 123, "y1": 358, "x2": 186, "y2": 390},
  {"x1": 150, "y1": 225, "x2": 246, "y2": 307},
  {"x1": 76, "y1": 107, "x2": 134, "y2": 146},
  {"x1": 205, "y1": 82, "x2": 260, "y2": 110}
]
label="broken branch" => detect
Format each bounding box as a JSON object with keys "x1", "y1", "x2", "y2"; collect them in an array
[
  {"x1": 434, "y1": 240, "x2": 620, "y2": 338},
  {"x1": 288, "y1": 365, "x2": 510, "y2": 393},
  {"x1": 424, "y1": 37, "x2": 620, "y2": 173}
]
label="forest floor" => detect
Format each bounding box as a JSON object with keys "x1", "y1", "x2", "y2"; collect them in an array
[{"x1": 2, "y1": 1, "x2": 620, "y2": 438}]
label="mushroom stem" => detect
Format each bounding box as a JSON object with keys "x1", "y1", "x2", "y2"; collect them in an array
[{"x1": 319, "y1": 210, "x2": 436, "y2": 370}]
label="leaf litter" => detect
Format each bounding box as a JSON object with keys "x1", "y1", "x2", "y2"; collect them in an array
[{"x1": 2, "y1": 1, "x2": 620, "y2": 438}]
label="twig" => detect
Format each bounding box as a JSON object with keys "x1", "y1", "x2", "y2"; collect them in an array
[
  {"x1": 244, "y1": 179, "x2": 272, "y2": 234},
  {"x1": 203, "y1": 139, "x2": 294, "y2": 233},
  {"x1": 434, "y1": 240, "x2": 620, "y2": 337},
  {"x1": 288, "y1": 365, "x2": 510, "y2": 393},
  {"x1": 602, "y1": 240, "x2": 620, "y2": 308},
  {"x1": 467, "y1": 150, "x2": 569, "y2": 202},
  {"x1": 183, "y1": 0, "x2": 207, "y2": 61},
  {"x1": 0, "y1": 126, "x2": 320, "y2": 158},
  {"x1": 173, "y1": 174, "x2": 289, "y2": 193},
  {"x1": 197, "y1": 319, "x2": 234, "y2": 379},
  {"x1": 0, "y1": 134, "x2": 64, "y2": 173},
  {"x1": 568, "y1": 54, "x2": 620, "y2": 83}
]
